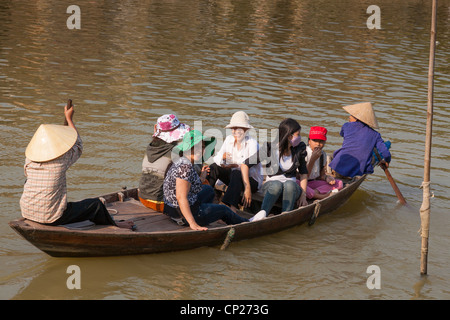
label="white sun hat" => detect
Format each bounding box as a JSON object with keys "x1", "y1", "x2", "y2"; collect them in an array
[
  {"x1": 25, "y1": 124, "x2": 78, "y2": 162},
  {"x1": 343, "y1": 102, "x2": 379, "y2": 129},
  {"x1": 225, "y1": 111, "x2": 253, "y2": 129}
]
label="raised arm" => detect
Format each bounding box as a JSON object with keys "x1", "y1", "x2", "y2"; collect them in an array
[{"x1": 64, "y1": 101, "x2": 77, "y2": 132}]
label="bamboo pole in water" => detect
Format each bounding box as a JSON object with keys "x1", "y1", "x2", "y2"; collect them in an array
[{"x1": 420, "y1": 0, "x2": 437, "y2": 276}]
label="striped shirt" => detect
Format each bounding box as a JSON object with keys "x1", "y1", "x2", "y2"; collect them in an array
[{"x1": 20, "y1": 135, "x2": 83, "y2": 223}]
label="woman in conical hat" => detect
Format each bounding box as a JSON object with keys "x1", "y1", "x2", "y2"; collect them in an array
[
  {"x1": 342, "y1": 102, "x2": 379, "y2": 129},
  {"x1": 329, "y1": 102, "x2": 391, "y2": 178},
  {"x1": 20, "y1": 103, "x2": 134, "y2": 229}
]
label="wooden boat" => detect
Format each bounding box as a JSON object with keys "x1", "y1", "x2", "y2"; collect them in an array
[{"x1": 9, "y1": 175, "x2": 366, "y2": 257}]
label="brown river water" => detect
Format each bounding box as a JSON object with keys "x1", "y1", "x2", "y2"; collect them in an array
[{"x1": 0, "y1": 0, "x2": 449, "y2": 300}]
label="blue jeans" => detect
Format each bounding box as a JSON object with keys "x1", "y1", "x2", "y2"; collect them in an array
[
  {"x1": 261, "y1": 179, "x2": 301, "y2": 214},
  {"x1": 197, "y1": 184, "x2": 216, "y2": 205},
  {"x1": 194, "y1": 185, "x2": 248, "y2": 226}
]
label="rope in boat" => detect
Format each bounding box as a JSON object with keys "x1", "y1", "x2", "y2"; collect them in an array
[
  {"x1": 107, "y1": 208, "x2": 118, "y2": 215},
  {"x1": 220, "y1": 227, "x2": 235, "y2": 250},
  {"x1": 308, "y1": 202, "x2": 321, "y2": 226}
]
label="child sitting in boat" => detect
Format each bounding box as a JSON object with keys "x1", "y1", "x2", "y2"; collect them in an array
[
  {"x1": 301, "y1": 126, "x2": 343, "y2": 200},
  {"x1": 20, "y1": 103, "x2": 133, "y2": 230},
  {"x1": 163, "y1": 130, "x2": 265, "y2": 231},
  {"x1": 329, "y1": 102, "x2": 391, "y2": 178},
  {"x1": 138, "y1": 114, "x2": 191, "y2": 212}
]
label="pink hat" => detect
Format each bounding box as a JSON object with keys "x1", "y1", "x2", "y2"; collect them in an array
[
  {"x1": 153, "y1": 114, "x2": 191, "y2": 143},
  {"x1": 309, "y1": 126, "x2": 327, "y2": 141}
]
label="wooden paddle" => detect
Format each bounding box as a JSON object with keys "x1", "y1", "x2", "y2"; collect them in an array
[
  {"x1": 374, "y1": 149, "x2": 407, "y2": 205},
  {"x1": 64, "y1": 99, "x2": 73, "y2": 126}
]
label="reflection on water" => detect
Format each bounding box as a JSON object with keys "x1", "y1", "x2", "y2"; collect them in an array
[{"x1": 1, "y1": 0, "x2": 449, "y2": 299}]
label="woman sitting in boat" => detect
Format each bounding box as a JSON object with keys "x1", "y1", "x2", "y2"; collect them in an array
[
  {"x1": 244, "y1": 118, "x2": 309, "y2": 217},
  {"x1": 163, "y1": 130, "x2": 265, "y2": 231},
  {"x1": 302, "y1": 126, "x2": 343, "y2": 200},
  {"x1": 138, "y1": 114, "x2": 191, "y2": 212},
  {"x1": 329, "y1": 102, "x2": 391, "y2": 178},
  {"x1": 207, "y1": 111, "x2": 263, "y2": 213},
  {"x1": 20, "y1": 104, "x2": 134, "y2": 229}
]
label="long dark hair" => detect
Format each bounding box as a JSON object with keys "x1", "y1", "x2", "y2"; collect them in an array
[{"x1": 278, "y1": 118, "x2": 301, "y2": 157}]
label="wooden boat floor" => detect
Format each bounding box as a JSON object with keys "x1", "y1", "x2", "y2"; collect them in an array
[
  {"x1": 22, "y1": 197, "x2": 252, "y2": 234},
  {"x1": 18, "y1": 198, "x2": 254, "y2": 235},
  {"x1": 109, "y1": 198, "x2": 254, "y2": 233},
  {"x1": 109, "y1": 198, "x2": 186, "y2": 233}
]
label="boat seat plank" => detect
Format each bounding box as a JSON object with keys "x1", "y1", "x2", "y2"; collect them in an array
[
  {"x1": 21, "y1": 218, "x2": 125, "y2": 234},
  {"x1": 107, "y1": 198, "x2": 155, "y2": 215},
  {"x1": 135, "y1": 216, "x2": 186, "y2": 232}
]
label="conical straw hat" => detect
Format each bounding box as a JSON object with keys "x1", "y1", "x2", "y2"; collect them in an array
[
  {"x1": 25, "y1": 124, "x2": 78, "y2": 162},
  {"x1": 342, "y1": 102, "x2": 379, "y2": 129}
]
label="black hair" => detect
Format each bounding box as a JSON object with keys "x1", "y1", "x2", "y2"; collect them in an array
[{"x1": 278, "y1": 118, "x2": 301, "y2": 157}]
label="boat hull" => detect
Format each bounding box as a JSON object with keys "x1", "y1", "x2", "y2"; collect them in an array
[{"x1": 9, "y1": 175, "x2": 366, "y2": 257}]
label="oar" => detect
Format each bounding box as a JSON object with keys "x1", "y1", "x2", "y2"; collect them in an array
[
  {"x1": 374, "y1": 149, "x2": 407, "y2": 205},
  {"x1": 64, "y1": 99, "x2": 73, "y2": 126}
]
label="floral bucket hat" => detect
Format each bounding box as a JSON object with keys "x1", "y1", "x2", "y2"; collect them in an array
[{"x1": 152, "y1": 114, "x2": 191, "y2": 143}]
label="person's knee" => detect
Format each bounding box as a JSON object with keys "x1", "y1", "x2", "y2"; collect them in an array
[
  {"x1": 284, "y1": 180, "x2": 296, "y2": 191},
  {"x1": 230, "y1": 169, "x2": 242, "y2": 179},
  {"x1": 284, "y1": 180, "x2": 297, "y2": 190},
  {"x1": 266, "y1": 181, "x2": 283, "y2": 195},
  {"x1": 283, "y1": 180, "x2": 300, "y2": 197},
  {"x1": 208, "y1": 163, "x2": 220, "y2": 175},
  {"x1": 201, "y1": 184, "x2": 215, "y2": 198},
  {"x1": 202, "y1": 184, "x2": 214, "y2": 192},
  {"x1": 305, "y1": 186, "x2": 315, "y2": 199},
  {"x1": 85, "y1": 198, "x2": 105, "y2": 210}
]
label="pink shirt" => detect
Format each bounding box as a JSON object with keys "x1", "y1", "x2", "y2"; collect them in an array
[{"x1": 20, "y1": 136, "x2": 83, "y2": 223}]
